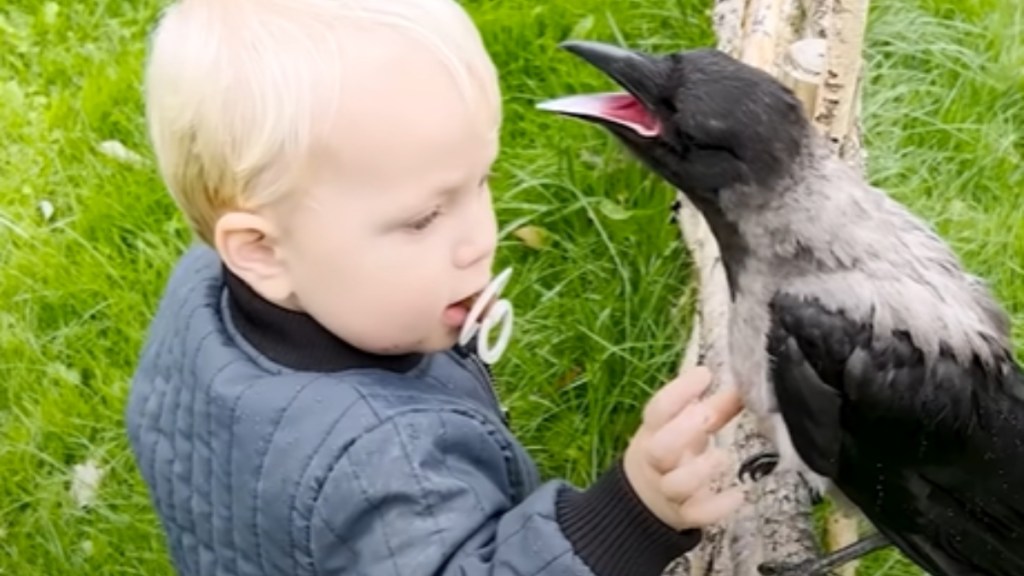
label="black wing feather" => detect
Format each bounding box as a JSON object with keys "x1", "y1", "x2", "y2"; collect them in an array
[{"x1": 767, "y1": 291, "x2": 1024, "y2": 576}]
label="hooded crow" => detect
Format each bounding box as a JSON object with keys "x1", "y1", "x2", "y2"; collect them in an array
[{"x1": 537, "y1": 40, "x2": 1024, "y2": 576}]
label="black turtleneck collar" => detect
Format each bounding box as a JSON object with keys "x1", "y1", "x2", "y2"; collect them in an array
[{"x1": 223, "y1": 266, "x2": 424, "y2": 373}]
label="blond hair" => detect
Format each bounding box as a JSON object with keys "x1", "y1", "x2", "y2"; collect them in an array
[{"x1": 144, "y1": 0, "x2": 501, "y2": 245}]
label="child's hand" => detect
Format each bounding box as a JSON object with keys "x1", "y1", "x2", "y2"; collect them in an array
[{"x1": 623, "y1": 366, "x2": 745, "y2": 531}]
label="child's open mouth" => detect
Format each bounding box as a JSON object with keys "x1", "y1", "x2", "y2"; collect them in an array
[
  {"x1": 443, "y1": 291, "x2": 495, "y2": 328},
  {"x1": 454, "y1": 267, "x2": 514, "y2": 362}
]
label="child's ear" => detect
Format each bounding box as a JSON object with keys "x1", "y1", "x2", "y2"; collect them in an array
[{"x1": 214, "y1": 210, "x2": 296, "y2": 306}]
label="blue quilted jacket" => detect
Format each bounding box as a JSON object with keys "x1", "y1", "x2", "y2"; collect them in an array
[{"x1": 125, "y1": 244, "x2": 700, "y2": 576}]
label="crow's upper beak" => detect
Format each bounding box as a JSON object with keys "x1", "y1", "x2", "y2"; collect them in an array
[{"x1": 536, "y1": 40, "x2": 663, "y2": 138}]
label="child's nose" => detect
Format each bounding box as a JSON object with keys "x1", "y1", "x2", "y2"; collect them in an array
[{"x1": 454, "y1": 210, "x2": 498, "y2": 269}]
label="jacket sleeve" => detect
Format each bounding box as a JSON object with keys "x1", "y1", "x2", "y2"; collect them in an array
[{"x1": 309, "y1": 406, "x2": 701, "y2": 576}]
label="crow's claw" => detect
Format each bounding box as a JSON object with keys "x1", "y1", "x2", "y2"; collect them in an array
[
  {"x1": 757, "y1": 533, "x2": 890, "y2": 576},
  {"x1": 757, "y1": 560, "x2": 820, "y2": 576},
  {"x1": 738, "y1": 452, "x2": 779, "y2": 483}
]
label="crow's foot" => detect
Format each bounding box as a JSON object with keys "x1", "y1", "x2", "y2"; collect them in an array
[
  {"x1": 756, "y1": 533, "x2": 890, "y2": 576},
  {"x1": 757, "y1": 559, "x2": 828, "y2": 576},
  {"x1": 757, "y1": 559, "x2": 820, "y2": 576},
  {"x1": 738, "y1": 451, "x2": 779, "y2": 483}
]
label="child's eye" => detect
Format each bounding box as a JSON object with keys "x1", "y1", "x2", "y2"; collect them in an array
[{"x1": 406, "y1": 208, "x2": 441, "y2": 231}]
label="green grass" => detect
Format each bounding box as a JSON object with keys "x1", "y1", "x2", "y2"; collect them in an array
[{"x1": 0, "y1": 0, "x2": 1020, "y2": 574}]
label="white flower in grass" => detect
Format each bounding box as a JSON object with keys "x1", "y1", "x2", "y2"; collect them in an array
[
  {"x1": 96, "y1": 140, "x2": 145, "y2": 166},
  {"x1": 70, "y1": 458, "x2": 104, "y2": 509}
]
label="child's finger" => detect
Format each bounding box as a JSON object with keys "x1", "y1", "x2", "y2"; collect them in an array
[
  {"x1": 659, "y1": 448, "x2": 731, "y2": 501},
  {"x1": 646, "y1": 402, "x2": 712, "y2": 472},
  {"x1": 642, "y1": 366, "x2": 712, "y2": 431},
  {"x1": 677, "y1": 485, "x2": 746, "y2": 528},
  {"x1": 647, "y1": 384, "x2": 742, "y2": 472},
  {"x1": 700, "y1": 385, "x2": 744, "y2": 433}
]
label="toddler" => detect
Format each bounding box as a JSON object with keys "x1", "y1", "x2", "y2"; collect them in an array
[{"x1": 125, "y1": 0, "x2": 745, "y2": 574}]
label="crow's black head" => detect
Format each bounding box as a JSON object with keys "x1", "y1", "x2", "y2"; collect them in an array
[{"x1": 537, "y1": 40, "x2": 810, "y2": 201}]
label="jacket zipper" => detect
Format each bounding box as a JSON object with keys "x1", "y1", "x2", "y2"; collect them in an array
[{"x1": 458, "y1": 342, "x2": 510, "y2": 426}]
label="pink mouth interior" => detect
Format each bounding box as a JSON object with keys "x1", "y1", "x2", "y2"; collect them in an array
[
  {"x1": 599, "y1": 93, "x2": 661, "y2": 136},
  {"x1": 537, "y1": 92, "x2": 661, "y2": 137}
]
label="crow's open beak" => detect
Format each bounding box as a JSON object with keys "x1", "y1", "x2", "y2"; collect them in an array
[{"x1": 536, "y1": 40, "x2": 663, "y2": 138}]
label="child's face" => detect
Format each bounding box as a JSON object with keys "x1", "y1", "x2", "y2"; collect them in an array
[{"x1": 274, "y1": 32, "x2": 501, "y2": 356}]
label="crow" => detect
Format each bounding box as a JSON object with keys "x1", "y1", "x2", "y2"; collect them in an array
[{"x1": 536, "y1": 39, "x2": 1024, "y2": 576}]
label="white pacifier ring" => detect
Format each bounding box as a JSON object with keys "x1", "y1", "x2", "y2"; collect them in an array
[{"x1": 458, "y1": 267, "x2": 514, "y2": 364}]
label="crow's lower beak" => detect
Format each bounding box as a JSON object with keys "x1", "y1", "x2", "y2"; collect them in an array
[{"x1": 536, "y1": 40, "x2": 663, "y2": 138}]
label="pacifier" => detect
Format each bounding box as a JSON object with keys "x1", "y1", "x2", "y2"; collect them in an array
[{"x1": 458, "y1": 267, "x2": 514, "y2": 364}]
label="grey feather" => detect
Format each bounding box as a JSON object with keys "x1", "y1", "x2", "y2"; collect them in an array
[{"x1": 727, "y1": 130, "x2": 1013, "y2": 409}]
